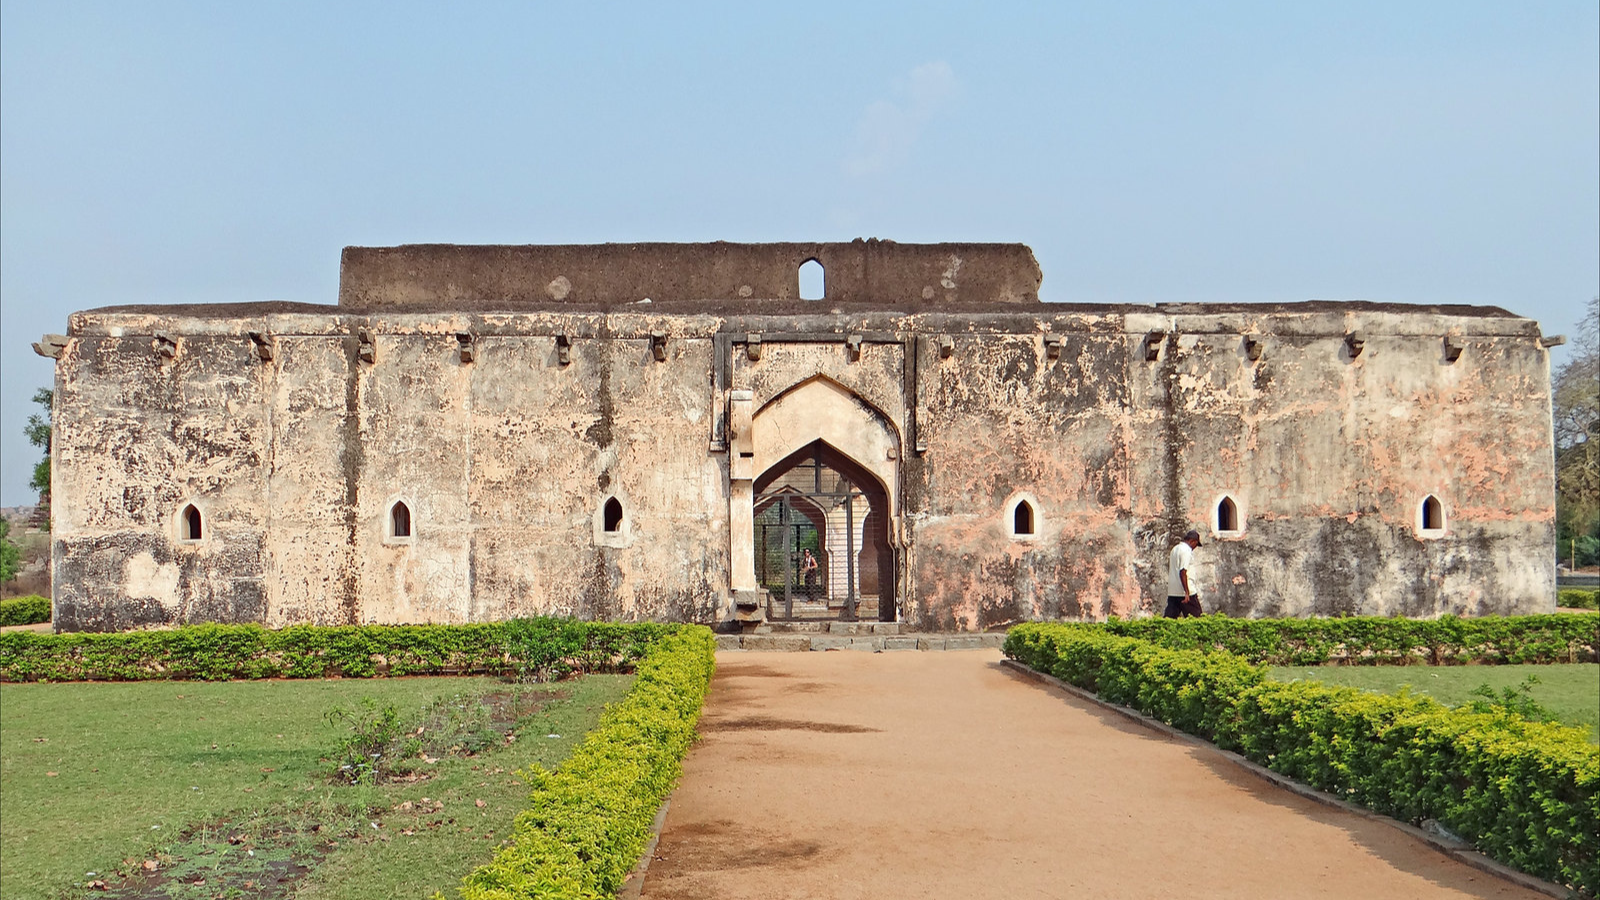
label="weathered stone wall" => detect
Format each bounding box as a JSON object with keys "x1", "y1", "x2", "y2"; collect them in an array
[
  {"x1": 905, "y1": 309, "x2": 1556, "y2": 630},
  {"x1": 41, "y1": 246, "x2": 1559, "y2": 632},
  {"x1": 50, "y1": 310, "x2": 734, "y2": 631}
]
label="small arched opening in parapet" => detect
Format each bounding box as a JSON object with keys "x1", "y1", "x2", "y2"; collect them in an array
[
  {"x1": 603, "y1": 497, "x2": 624, "y2": 533},
  {"x1": 799, "y1": 258, "x2": 825, "y2": 301},
  {"x1": 1419, "y1": 494, "x2": 1445, "y2": 536},
  {"x1": 390, "y1": 501, "x2": 412, "y2": 539},
  {"x1": 180, "y1": 504, "x2": 203, "y2": 542}
]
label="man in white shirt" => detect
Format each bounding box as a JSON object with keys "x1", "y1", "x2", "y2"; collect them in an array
[{"x1": 1164, "y1": 529, "x2": 1203, "y2": 618}]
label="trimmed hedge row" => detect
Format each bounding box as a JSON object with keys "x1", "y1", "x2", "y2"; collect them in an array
[
  {"x1": 1004, "y1": 623, "x2": 1600, "y2": 894},
  {"x1": 0, "y1": 619, "x2": 672, "y2": 682},
  {"x1": 458, "y1": 626, "x2": 716, "y2": 900},
  {"x1": 1560, "y1": 589, "x2": 1599, "y2": 611},
  {"x1": 0, "y1": 595, "x2": 50, "y2": 627},
  {"x1": 1100, "y1": 613, "x2": 1598, "y2": 665}
]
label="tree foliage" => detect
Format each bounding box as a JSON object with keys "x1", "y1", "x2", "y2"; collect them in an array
[
  {"x1": 24, "y1": 388, "x2": 50, "y2": 498},
  {"x1": 0, "y1": 519, "x2": 19, "y2": 584},
  {"x1": 1553, "y1": 297, "x2": 1599, "y2": 565}
]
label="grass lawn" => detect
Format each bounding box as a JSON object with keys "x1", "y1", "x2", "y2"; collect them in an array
[
  {"x1": 1268, "y1": 663, "x2": 1600, "y2": 742},
  {"x1": 0, "y1": 673, "x2": 632, "y2": 899}
]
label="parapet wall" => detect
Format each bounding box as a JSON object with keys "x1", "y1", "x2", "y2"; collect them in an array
[{"x1": 337, "y1": 240, "x2": 1043, "y2": 308}]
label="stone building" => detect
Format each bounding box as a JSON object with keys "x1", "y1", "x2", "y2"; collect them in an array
[{"x1": 34, "y1": 241, "x2": 1562, "y2": 632}]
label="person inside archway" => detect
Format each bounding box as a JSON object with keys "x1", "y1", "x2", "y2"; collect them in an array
[{"x1": 801, "y1": 549, "x2": 820, "y2": 601}]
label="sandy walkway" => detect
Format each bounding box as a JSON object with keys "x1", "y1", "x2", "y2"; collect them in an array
[{"x1": 641, "y1": 649, "x2": 1544, "y2": 900}]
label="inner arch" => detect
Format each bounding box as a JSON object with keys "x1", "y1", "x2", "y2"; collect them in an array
[{"x1": 754, "y1": 440, "x2": 895, "y2": 621}]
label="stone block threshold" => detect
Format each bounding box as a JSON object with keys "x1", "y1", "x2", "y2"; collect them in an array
[{"x1": 716, "y1": 631, "x2": 1006, "y2": 652}]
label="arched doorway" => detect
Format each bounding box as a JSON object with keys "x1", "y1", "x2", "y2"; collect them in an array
[
  {"x1": 728, "y1": 374, "x2": 902, "y2": 624},
  {"x1": 754, "y1": 441, "x2": 894, "y2": 621}
]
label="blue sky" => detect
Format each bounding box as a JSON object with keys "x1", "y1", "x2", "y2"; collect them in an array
[{"x1": 2, "y1": 1, "x2": 1596, "y2": 505}]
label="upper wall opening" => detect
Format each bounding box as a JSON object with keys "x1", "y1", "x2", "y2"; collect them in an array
[
  {"x1": 338, "y1": 240, "x2": 1042, "y2": 309},
  {"x1": 798, "y1": 259, "x2": 825, "y2": 301}
]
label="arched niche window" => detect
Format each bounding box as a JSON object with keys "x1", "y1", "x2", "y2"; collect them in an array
[
  {"x1": 1419, "y1": 495, "x2": 1445, "y2": 536},
  {"x1": 1006, "y1": 494, "x2": 1040, "y2": 541},
  {"x1": 1217, "y1": 496, "x2": 1238, "y2": 533},
  {"x1": 1209, "y1": 493, "x2": 1245, "y2": 538},
  {"x1": 179, "y1": 504, "x2": 203, "y2": 542},
  {"x1": 799, "y1": 259, "x2": 825, "y2": 301},
  {"x1": 603, "y1": 497, "x2": 624, "y2": 533},
  {"x1": 390, "y1": 501, "x2": 411, "y2": 539},
  {"x1": 1013, "y1": 500, "x2": 1035, "y2": 536}
]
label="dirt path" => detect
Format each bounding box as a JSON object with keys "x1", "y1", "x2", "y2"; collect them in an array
[{"x1": 641, "y1": 650, "x2": 1545, "y2": 900}]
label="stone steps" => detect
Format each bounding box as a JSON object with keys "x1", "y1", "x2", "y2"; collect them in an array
[
  {"x1": 716, "y1": 632, "x2": 1006, "y2": 652},
  {"x1": 755, "y1": 621, "x2": 902, "y2": 635}
]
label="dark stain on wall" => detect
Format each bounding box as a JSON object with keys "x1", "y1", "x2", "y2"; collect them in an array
[
  {"x1": 1161, "y1": 334, "x2": 1186, "y2": 543},
  {"x1": 53, "y1": 535, "x2": 177, "y2": 632},
  {"x1": 338, "y1": 332, "x2": 364, "y2": 625},
  {"x1": 1305, "y1": 517, "x2": 1383, "y2": 615},
  {"x1": 581, "y1": 549, "x2": 620, "y2": 620},
  {"x1": 584, "y1": 334, "x2": 615, "y2": 450}
]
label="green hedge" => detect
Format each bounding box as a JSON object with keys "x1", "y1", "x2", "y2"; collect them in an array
[
  {"x1": 1560, "y1": 589, "x2": 1599, "y2": 610},
  {"x1": 1100, "y1": 613, "x2": 1598, "y2": 665},
  {"x1": 0, "y1": 595, "x2": 50, "y2": 627},
  {"x1": 458, "y1": 626, "x2": 716, "y2": 900},
  {"x1": 0, "y1": 619, "x2": 671, "y2": 682},
  {"x1": 1004, "y1": 623, "x2": 1600, "y2": 894}
]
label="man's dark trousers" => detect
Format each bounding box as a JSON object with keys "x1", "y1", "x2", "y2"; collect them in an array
[{"x1": 1163, "y1": 595, "x2": 1202, "y2": 618}]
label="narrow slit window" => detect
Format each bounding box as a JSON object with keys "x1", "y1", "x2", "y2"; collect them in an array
[
  {"x1": 1217, "y1": 496, "x2": 1238, "y2": 532},
  {"x1": 391, "y1": 501, "x2": 411, "y2": 538},
  {"x1": 1421, "y1": 495, "x2": 1443, "y2": 532},
  {"x1": 603, "y1": 497, "x2": 623, "y2": 533},
  {"x1": 799, "y1": 259, "x2": 825, "y2": 300},
  {"x1": 181, "y1": 504, "x2": 203, "y2": 541},
  {"x1": 1013, "y1": 500, "x2": 1034, "y2": 536}
]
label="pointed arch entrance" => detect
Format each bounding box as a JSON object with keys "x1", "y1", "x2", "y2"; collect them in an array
[
  {"x1": 754, "y1": 441, "x2": 894, "y2": 620},
  {"x1": 727, "y1": 374, "x2": 901, "y2": 623}
]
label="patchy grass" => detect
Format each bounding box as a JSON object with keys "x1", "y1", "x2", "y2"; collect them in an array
[
  {"x1": 0, "y1": 674, "x2": 632, "y2": 899},
  {"x1": 1268, "y1": 663, "x2": 1600, "y2": 742}
]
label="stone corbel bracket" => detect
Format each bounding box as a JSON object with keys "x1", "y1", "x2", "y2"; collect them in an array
[
  {"x1": 249, "y1": 331, "x2": 275, "y2": 362},
  {"x1": 154, "y1": 333, "x2": 180, "y2": 361},
  {"x1": 1142, "y1": 331, "x2": 1164, "y2": 362},
  {"x1": 33, "y1": 334, "x2": 69, "y2": 359}
]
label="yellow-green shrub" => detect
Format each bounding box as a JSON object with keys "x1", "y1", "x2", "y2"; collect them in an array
[
  {"x1": 0, "y1": 594, "x2": 50, "y2": 627},
  {"x1": 458, "y1": 626, "x2": 716, "y2": 900},
  {"x1": 1101, "y1": 613, "x2": 1596, "y2": 664},
  {"x1": 0, "y1": 620, "x2": 668, "y2": 682},
  {"x1": 1004, "y1": 622, "x2": 1599, "y2": 894},
  {"x1": 1558, "y1": 589, "x2": 1599, "y2": 610}
]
